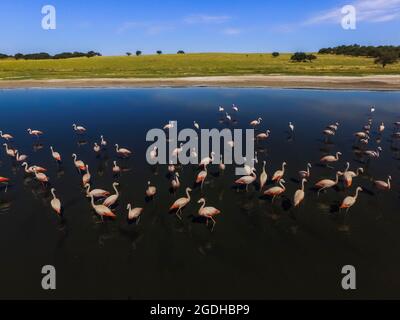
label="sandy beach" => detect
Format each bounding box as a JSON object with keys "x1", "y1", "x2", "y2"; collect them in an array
[{"x1": 0, "y1": 75, "x2": 400, "y2": 90}]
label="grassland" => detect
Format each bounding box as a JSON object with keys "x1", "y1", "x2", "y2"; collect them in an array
[{"x1": 0, "y1": 53, "x2": 399, "y2": 80}]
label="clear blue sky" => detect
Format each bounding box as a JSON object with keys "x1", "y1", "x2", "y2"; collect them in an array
[{"x1": 0, "y1": 0, "x2": 399, "y2": 55}]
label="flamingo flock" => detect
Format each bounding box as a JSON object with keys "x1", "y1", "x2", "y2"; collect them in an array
[{"x1": 0, "y1": 103, "x2": 398, "y2": 235}]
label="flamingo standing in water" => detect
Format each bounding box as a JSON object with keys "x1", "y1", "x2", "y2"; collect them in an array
[
  {"x1": 171, "y1": 172, "x2": 180, "y2": 192},
  {"x1": 288, "y1": 122, "x2": 295, "y2": 133},
  {"x1": 340, "y1": 187, "x2": 363, "y2": 213},
  {"x1": 340, "y1": 162, "x2": 363, "y2": 187},
  {"x1": 149, "y1": 146, "x2": 158, "y2": 160},
  {"x1": 84, "y1": 183, "x2": 110, "y2": 198},
  {"x1": 256, "y1": 130, "x2": 271, "y2": 140},
  {"x1": 50, "y1": 188, "x2": 61, "y2": 215},
  {"x1": 3, "y1": 143, "x2": 16, "y2": 157},
  {"x1": 169, "y1": 187, "x2": 192, "y2": 219},
  {"x1": 0, "y1": 131, "x2": 13, "y2": 141},
  {"x1": 103, "y1": 182, "x2": 119, "y2": 207},
  {"x1": 235, "y1": 168, "x2": 257, "y2": 192},
  {"x1": 374, "y1": 175, "x2": 392, "y2": 190},
  {"x1": 218, "y1": 106, "x2": 224, "y2": 112},
  {"x1": 0, "y1": 177, "x2": 9, "y2": 192},
  {"x1": 146, "y1": 181, "x2": 157, "y2": 198},
  {"x1": 250, "y1": 117, "x2": 262, "y2": 127},
  {"x1": 82, "y1": 165, "x2": 91, "y2": 186},
  {"x1": 33, "y1": 167, "x2": 49, "y2": 187},
  {"x1": 299, "y1": 163, "x2": 312, "y2": 179},
  {"x1": 112, "y1": 161, "x2": 121, "y2": 175},
  {"x1": 127, "y1": 203, "x2": 144, "y2": 224},
  {"x1": 115, "y1": 144, "x2": 132, "y2": 157},
  {"x1": 264, "y1": 179, "x2": 286, "y2": 203},
  {"x1": 100, "y1": 135, "x2": 107, "y2": 147},
  {"x1": 15, "y1": 151, "x2": 28, "y2": 162},
  {"x1": 199, "y1": 152, "x2": 215, "y2": 167},
  {"x1": 197, "y1": 198, "x2": 221, "y2": 231},
  {"x1": 272, "y1": 162, "x2": 286, "y2": 181},
  {"x1": 93, "y1": 143, "x2": 101, "y2": 153},
  {"x1": 320, "y1": 152, "x2": 342, "y2": 168},
  {"x1": 27, "y1": 128, "x2": 43, "y2": 138},
  {"x1": 72, "y1": 153, "x2": 86, "y2": 173},
  {"x1": 196, "y1": 164, "x2": 208, "y2": 190},
  {"x1": 50, "y1": 146, "x2": 61, "y2": 162},
  {"x1": 21, "y1": 162, "x2": 47, "y2": 174},
  {"x1": 259, "y1": 161, "x2": 268, "y2": 190},
  {"x1": 315, "y1": 172, "x2": 340, "y2": 195},
  {"x1": 378, "y1": 122, "x2": 385, "y2": 133},
  {"x1": 193, "y1": 121, "x2": 200, "y2": 130},
  {"x1": 87, "y1": 194, "x2": 116, "y2": 222},
  {"x1": 72, "y1": 124, "x2": 86, "y2": 134},
  {"x1": 294, "y1": 179, "x2": 307, "y2": 207}
]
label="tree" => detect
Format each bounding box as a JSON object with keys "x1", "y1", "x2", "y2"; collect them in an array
[
  {"x1": 272, "y1": 52, "x2": 280, "y2": 57},
  {"x1": 290, "y1": 52, "x2": 308, "y2": 62},
  {"x1": 136, "y1": 50, "x2": 142, "y2": 56},
  {"x1": 177, "y1": 50, "x2": 185, "y2": 54},
  {"x1": 126, "y1": 52, "x2": 132, "y2": 56},
  {"x1": 374, "y1": 51, "x2": 398, "y2": 68},
  {"x1": 306, "y1": 54, "x2": 317, "y2": 62},
  {"x1": 156, "y1": 50, "x2": 162, "y2": 55}
]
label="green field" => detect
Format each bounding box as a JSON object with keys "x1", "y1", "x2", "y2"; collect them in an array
[{"x1": 0, "y1": 53, "x2": 399, "y2": 80}]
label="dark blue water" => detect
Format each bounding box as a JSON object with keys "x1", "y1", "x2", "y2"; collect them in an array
[{"x1": 0, "y1": 88, "x2": 399, "y2": 299}]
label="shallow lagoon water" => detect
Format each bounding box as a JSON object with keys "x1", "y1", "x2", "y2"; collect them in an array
[{"x1": 0, "y1": 88, "x2": 399, "y2": 299}]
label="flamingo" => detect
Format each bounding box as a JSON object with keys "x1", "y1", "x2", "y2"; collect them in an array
[
  {"x1": 50, "y1": 146, "x2": 61, "y2": 162},
  {"x1": 27, "y1": 128, "x2": 43, "y2": 138},
  {"x1": 340, "y1": 163, "x2": 363, "y2": 187},
  {"x1": 315, "y1": 172, "x2": 340, "y2": 195},
  {"x1": 199, "y1": 152, "x2": 215, "y2": 167},
  {"x1": 82, "y1": 165, "x2": 91, "y2": 186},
  {"x1": 72, "y1": 153, "x2": 86, "y2": 172},
  {"x1": 256, "y1": 130, "x2": 271, "y2": 140},
  {"x1": 370, "y1": 106, "x2": 375, "y2": 113},
  {"x1": 168, "y1": 161, "x2": 176, "y2": 173},
  {"x1": 364, "y1": 147, "x2": 382, "y2": 158},
  {"x1": 225, "y1": 113, "x2": 232, "y2": 121},
  {"x1": 354, "y1": 131, "x2": 369, "y2": 139},
  {"x1": 299, "y1": 163, "x2": 311, "y2": 179},
  {"x1": 72, "y1": 124, "x2": 86, "y2": 134},
  {"x1": 93, "y1": 143, "x2": 101, "y2": 153},
  {"x1": 172, "y1": 143, "x2": 183, "y2": 157},
  {"x1": 219, "y1": 154, "x2": 225, "y2": 171},
  {"x1": 323, "y1": 129, "x2": 335, "y2": 137},
  {"x1": 0, "y1": 131, "x2": 13, "y2": 141},
  {"x1": 259, "y1": 161, "x2": 268, "y2": 190},
  {"x1": 218, "y1": 106, "x2": 224, "y2": 112},
  {"x1": 87, "y1": 194, "x2": 116, "y2": 221},
  {"x1": 100, "y1": 135, "x2": 107, "y2": 147},
  {"x1": 235, "y1": 168, "x2": 257, "y2": 192},
  {"x1": 102, "y1": 182, "x2": 119, "y2": 207},
  {"x1": 272, "y1": 162, "x2": 286, "y2": 181},
  {"x1": 264, "y1": 179, "x2": 286, "y2": 203},
  {"x1": 191, "y1": 148, "x2": 198, "y2": 159},
  {"x1": 146, "y1": 181, "x2": 157, "y2": 198},
  {"x1": 250, "y1": 117, "x2": 262, "y2": 127},
  {"x1": 232, "y1": 104, "x2": 239, "y2": 112},
  {"x1": 0, "y1": 177, "x2": 9, "y2": 192},
  {"x1": 50, "y1": 188, "x2": 61, "y2": 215},
  {"x1": 163, "y1": 122, "x2": 174, "y2": 130},
  {"x1": 294, "y1": 178, "x2": 307, "y2": 207},
  {"x1": 340, "y1": 187, "x2": 363, "y2": 213},
  {"x1": 197, "y1": 198, "x2": 221, "y2": 231},
  {"x1": 115, "y1": 144, "x2": 132, "y2": 157},
  {"x1": 288, "y1": 122, "x2": 294, "y2": 132},
  {"x1": 374, "y1": 175, "x2": 392, "y2": 190},
  {"x1": 127, "y1": 203, "x2": 144, "y2": 224},
  {"x1": 193, "y1": 121, "x2": 200, "y2": 130},
  {"x1": 169, "y1": 187, "x2": 192, "y2": 219},
  {"x1": 327, "y1": 122, "x2": 339, "y2": 131},
  {"x1": 84, "y1": 183, "x2": 110, "y2": 198},
  {"x1": 112, "y1": 161, "x2": 121, "y2": 175},
  {"x1": 15, "y1": 150, "x2": 28, "y2": 162},
  {"x1": 33, "y1": 167, "x2": 49, "y2": 187},
  {"x1": 3, "y1": 143, "x2": 16, "y2": 157},
  {"x1": 171, "y1": 172, "x2": 180, "y2": 191},
  {"x1": 149, "y1": 146, "x2": 158, "y2": 160},
  {"x1": 378, "y1": 122, "x2": 385, "y2": 133},
  {"x1": 21, "y1": 162, "x2": 46, "y2": 174},
  {"x1": 320, "y1": 152, "x2": 342, "y2": 168},
  {"x1": 196, "y1": 164, "x2": 208, "y2": 190}
]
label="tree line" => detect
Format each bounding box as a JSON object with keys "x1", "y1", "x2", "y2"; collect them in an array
[
  {"x1": 319, "y1": 44, "x2": 399, "y2": 68},
  {"x1": 0, "y1": 51, "x2": 102, "y2": 60}
]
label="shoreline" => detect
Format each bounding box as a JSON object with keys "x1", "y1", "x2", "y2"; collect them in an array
[{"x1": 1, "y1": 75, "x2": 400, "y2": 91}]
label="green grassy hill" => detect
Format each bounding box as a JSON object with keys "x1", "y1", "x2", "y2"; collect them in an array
[{"x1": 0, "y1": 53, "x2": 399, "y2": 80}]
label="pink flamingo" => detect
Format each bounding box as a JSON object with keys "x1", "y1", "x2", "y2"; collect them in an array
[
  {"x1": 315, "y1": 172, "x2": 340, "y2": 195},
  {"x1": 100, "y1": 135, "x2": 107, "y2": 147},
  {"x1": 320, "y1": 152, "x2": 342, "y2": 168},
  {"x1": 256, "y1": 130, "x2": 271, "y2": 140},
  {"x1": 196, "y1": 164, "x2": 208, "y2": 190},
  {"x1": 264, "y1": 179, "x2": 286, "y2": 203},
  {"x1": 87, "y1": 194, "x2": 116, "y2": 222},
  {"x1": 294, "y1": 178, "x2": 307, "y2": 207},
  {"x1": 72, "y1": 124, "x2": 86, "y2": 134},
  {"x1": 82, "y1": 165, "x2": 91, "y2": 186},
  {"x1": 115, "y1": 144, "x2": 132, "y2": 157},
  {"x1": 33, "y1": 167, "x2": 49, "y2": 187},
  {"x1": 259, "y1": 161, "x2": 268, "y2": 190},
  {"x1": 102, "y1": 182, "x2": 119, "y2": 207},
  {"x1": 127, "y1": 203, "x2": 144, "y2": 224},
  {"x1": 21, "y1": 162, "x2": 47, "y2": 174},
  {"x1": 146, "y1": 181, "x2": 157, "y2": 198},
  {"x1": 112, "y1": 161, "x2": 121, "y2": 175},
  {"x1": 50, "y1": 146, "x2": 61, "y2": 162},
  {"x1": 199, "y1": 152, "x2": 215, "y2": 167},
  {"x1": 0, "y1": 176, "x2": 9, "y2": 192},
  {"x1": 250, "y1": 117, "x2": 262, "y2": 127},
  {"x1": 235, "y1": 168, "x2": 257, "y2": 192},
  {"x1": 72, "y1": 153, "x2": 86, "y2": 173},
  {"x1": 27, "y1": 128, "x2": 43, "y2": 138},
  {"x1": 15, "y1": 150, "x2": 28, "y2": 162},
  {"x1": 50, "y1": 188, "x2": 61, "y2": 215},
  {"x1": 298, "y1": 163, "x2": 312, "y2": 179},
  {"x1": 3, "y1": 143, "x2": 16, "y2": 157},
  {"x1": 272, "y1": 162, "x2": 286, "y2": 181},
  {"x1": 171, "y1": 172, "x2": 181, "y2": 192},
  {"x1": 0, "y1": 131, "x2": 13, "y2": 141},
  {"x1": 84, "y1": 183, "x2": 110, "y2": 198},
  {"x1": 340, "y1": 187, "x2": 363, "y2": 213},
  {"x1": 197, "y1": 198, "x2": 221, "y2": 231},
  {"x1": 169, "y1": 187, "x2": 192, "y2": 219},
  {"x1": 93, "y1": 143, "x2": 100, "y2": 153},
  {"x1": 374, "y1": 175, "x2": 392, "y2": 190}
]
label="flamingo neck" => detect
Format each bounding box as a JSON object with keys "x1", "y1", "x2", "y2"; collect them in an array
[
  {"x1": 199, "y1": 200, "x2": 205, "y2": 211},
  {"x1": 186, "y1": 189, "x2": 191, "y2": 200},
  {"x1": 279, "y1": 180, "x2": 285, "y2": 190},
  {"x1": 90, "y1": 195, "x2": 95, "y2": 208},
  {"x1": 335, "y1": 173, "x2": 339, "y2": 184},
  {"x1": 387, "y1": 178, "x2": 391, "y2": 189},
  {"x1": 51, "y1": 189, "x2": 56, "y2": 199},
  {"x1": 85, "y1": 184, "x2": 91, "y2": 194},
  {"x1": 113, "y1": 184, "x2": 119, "y2": 196},
  {"x1": 281, "y1": 163, "x2": 285, "y2": 173},
  {"x1": 336, "y1": 153, "x2": 340, "y2": 160},
  {"x1": 354, "y1": 189, "x2": 361, "y2": 200},
  {"x1": 301, "y1": 179, "x2": 305, "y2": 191},
  {"x1": 345, "y1": 163, "x2": 350, "y2": 172},
  {"x1": 127, "y1": 204, "x2": 131, "y2": 211}
]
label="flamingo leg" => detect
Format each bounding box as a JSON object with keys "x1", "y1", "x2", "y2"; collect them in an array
[
  {"x1": 272, "y1": 195, "x2": 276, "y2": 203},
  {"x1": 210, "y1": 217, "x2": 216, "y2": 232},
  {"x1": 136, "y1": 216, "x2": 141, "y2": 225},
  {"x1": 246, "y1": 184, "x2": 248, "y2": 192},
  {"x1": 176, "y1": 207, "x2": 182, "y2": 220}
]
